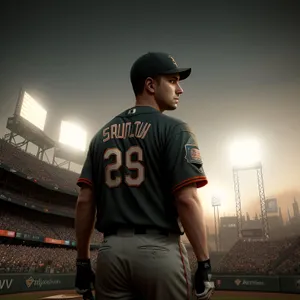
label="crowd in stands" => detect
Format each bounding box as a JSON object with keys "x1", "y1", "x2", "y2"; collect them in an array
[
  {"x1": 215, "y1": 237, "x2": 300, "y2": 275},
  {"x1": 0, "y1": 139, "x2": 79, "y2": 193},
  {"x1": 1, "y1": 198, "x2": 300, "y2": 275},
  {"x1": 1, "y1": 237, "x2": 299, "y2": 275},
  {"x1": 275, "y1": 237, "x2": 300, "y2": 275},
  {"x1": 0, "y1": 244, "x2": 98, "y2": 274},
  {"x1": 0, "y1": 139, "x2": 299, "y2": 276},
  {"x1": 0, "y1": 202, "x2": 102, "y2": 244}
]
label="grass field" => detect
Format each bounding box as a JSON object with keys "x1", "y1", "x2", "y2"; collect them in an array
[{"x1": 1, "y1": 290, "x2": 300, "y2": 300}]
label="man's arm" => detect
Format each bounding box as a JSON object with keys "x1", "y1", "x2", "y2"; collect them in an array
[
  {"x1": 75, "y1": 184, "x2": 96, "y2": 259},
  {"x1": 163, "y1": 122, "x2": 209, "y2": 260},
  {"x1": 165, "y1": 122, "x2": 214, "y2": 297},
  {"x1": 174, "y1": 183, "x2": 209, "y2": 261}
]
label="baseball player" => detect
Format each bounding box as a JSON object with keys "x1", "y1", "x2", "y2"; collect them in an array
[{"x1": 74, "y1": 52, "x2": 215, "y2": 299}]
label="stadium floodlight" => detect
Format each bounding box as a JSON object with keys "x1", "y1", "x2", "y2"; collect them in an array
[
  {"x1": 20, "y1": 91, "x2": 47, "y2": 131},
  {"x1": 211, "y1": 188, "x2": 223, "y2": 252},
  {"x1": 211, "y1": 189, "x2": 224, "y2": 207},
  {"x1": 59, "y1": 120, "x2": 87, "y2": 152},
  {"x1": 229, "y1": 138, "x2": 269, "y2": 239},
  {"x1": 229, "y1": 139, "x2": 261, "y2": 168}
]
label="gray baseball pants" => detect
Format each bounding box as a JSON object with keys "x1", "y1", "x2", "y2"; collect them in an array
[{"x1": 94, "y1": 229, "x2": 193, "y2": 300}]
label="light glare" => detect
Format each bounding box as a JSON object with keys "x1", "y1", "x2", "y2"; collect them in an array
[
  {"x1": 20, "y1": 92, "x2": 47, "y2": 131},
  {"x1": 230, "y1": 139, "x2": 261, "y2": 167},
  {"x1": 59, "y1": 121, "x2": 87, "y2": 151}
]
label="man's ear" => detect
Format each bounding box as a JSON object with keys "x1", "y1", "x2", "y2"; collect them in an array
[{"x1": 145, "y1": 77, "x2": 155, "y2": 94}]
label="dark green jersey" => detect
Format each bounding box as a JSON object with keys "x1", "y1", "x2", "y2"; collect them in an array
[{"x1": 77, "y1": 106, "x2": 208, "y2": 234}]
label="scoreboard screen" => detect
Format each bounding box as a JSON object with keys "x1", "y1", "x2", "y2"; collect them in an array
[{"x1": 241, "y1": 228, "x2": 263, "y2": 238}]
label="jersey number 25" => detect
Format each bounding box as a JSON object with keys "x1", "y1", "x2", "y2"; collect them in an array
[{"x1": 104, "y1": 146, "x2": 145, "y2": 188}]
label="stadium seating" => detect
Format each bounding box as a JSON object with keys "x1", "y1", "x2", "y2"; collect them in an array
[
  {"x1": 215, "y1": 238, "x2": 300, "y2": 275},
  {"x1": 0, "y1": 188, "x2": 74, "y2": 215},
  {"x1": 0, "y1": 201, "x2": 102, "y2": 244},
  {"x1": 0, "y1": 139, "x2": 79, "y2": 193},
  {"x1": 274, "y1": 237, "x2": 300, "y2": 274},
  {"x1": 0, "y1": 244, "x2": 98, "y2": 274},
  {"x1": 1, "y1": 139, "x2": 300, "y2": 276}
]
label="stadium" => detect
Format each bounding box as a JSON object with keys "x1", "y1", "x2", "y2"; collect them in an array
[{"x1": 0, "y1": 90, "x2": 299, "y2": 300}]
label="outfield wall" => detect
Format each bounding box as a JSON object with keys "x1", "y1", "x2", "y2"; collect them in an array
[
  {"x1": 1, "y1": 273, "x2": 300, "y2": 295},
  {"x1": 0, "y1": 274, "x2": 75, "y2": 295},
  {"x1": 213, "y1": 274, "x2": 300, "y2": 294}
]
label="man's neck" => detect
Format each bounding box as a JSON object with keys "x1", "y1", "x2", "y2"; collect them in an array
[{"x1": 135, "y1": 96, "x2": 163, "y2": 112}]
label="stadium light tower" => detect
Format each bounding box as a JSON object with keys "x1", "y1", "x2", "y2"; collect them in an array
[
  {"x1": 230, "y1": 139, "x2": 269, "y2": 240},
  {"x1": 211, "y1": 193, "x2": 221, "y2": 252},
  {"x1": 4, "y1": 89, "x2": 54, "y2": 162}
]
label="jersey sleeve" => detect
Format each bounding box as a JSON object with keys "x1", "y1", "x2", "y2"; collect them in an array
[
  {"x1": 164, "y1": 123, "x2": 208, "y2": 193},
  {"x1": 77, "y1": 139, "x2": 94, "y2": 188}
]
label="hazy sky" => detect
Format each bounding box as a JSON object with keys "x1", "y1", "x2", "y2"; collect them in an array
[{"x1": 1, "y1": 0, "x2": 299, "y2": 223}]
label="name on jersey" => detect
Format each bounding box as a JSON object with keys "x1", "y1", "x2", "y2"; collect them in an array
[{"x1": 103, "y1": 121, "x2": 151, "y2": 142}]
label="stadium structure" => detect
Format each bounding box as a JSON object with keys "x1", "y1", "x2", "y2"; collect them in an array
[
  {"x1": 4, "y1": 89, "x2": 86, "y2": 172},
  {"x1": 0, "y1": 89, "x2": 300, "y2": 297},
  {"x1": 0, "y1": 89, "x2": 101, "y2": 265}
]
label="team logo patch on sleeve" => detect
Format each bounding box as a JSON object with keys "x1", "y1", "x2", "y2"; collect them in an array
[{"x1": 185, "y1": 144, "x2": 203, "y2": 165}]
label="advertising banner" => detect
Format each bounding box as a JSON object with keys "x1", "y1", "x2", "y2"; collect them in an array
[
  {"x1": 44, "y1": 237, "x2": 65, "y2": 245},
  {"x1": 0, "y1": 274, "x2": 75, "y2": 295},
  {"x1": 213, "y1": 275, "x2": 280, "y2": 292},
  {"x1": 15, "y1": 232, "x2": 44, "y2": 242},
  {"x1": 0, "y1": 230, "x2": 15, "y2": 238},
  {"x1": 0, "y1": 276, "x2": 15, "y2": 294},
  {"x1": 280, "y1": 276, "x2": 300, "y2": 294},
  {"x1": 1, "y1": 273, "x2": 299, "y2": 295}
]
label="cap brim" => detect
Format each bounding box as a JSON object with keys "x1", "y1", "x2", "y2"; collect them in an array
[{"x1": 161, "y1": 68, "x2": 192, "y2": 80}]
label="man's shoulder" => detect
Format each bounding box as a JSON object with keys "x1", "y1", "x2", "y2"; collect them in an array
[
  {"x1": 92, "y1": 118, "x2": 118, "y2": 140},
  {"x1": 159, "y1": 114, "x2": 190, "y2": 132},
  {"x1": 160, "y1": 114, "x2": 184, "y2": 124}
]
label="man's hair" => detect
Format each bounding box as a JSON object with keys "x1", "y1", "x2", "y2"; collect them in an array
[
  {"x1": 132, "y1": 77, "x2": 146, "y2": 97},
  {"x1": 132, "y1": 76, "x2": 161, "y2": 97}
]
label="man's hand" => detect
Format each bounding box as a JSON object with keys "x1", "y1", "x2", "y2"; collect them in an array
[
  {"x1": 194, "y1": 259, "x2": 215, "y2": 300},
  {"x1": 75, "y1": 259, "x2": 95, "y2": 300}
]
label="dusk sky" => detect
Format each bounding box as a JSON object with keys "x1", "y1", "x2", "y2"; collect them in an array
[{"x1": 0, "y1": 1, "x2": 299, "y2": 224}]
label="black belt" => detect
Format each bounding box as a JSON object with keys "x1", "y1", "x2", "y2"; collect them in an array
[{"x1": 103, "y1": 226, "x2": 171, "y2": 237}]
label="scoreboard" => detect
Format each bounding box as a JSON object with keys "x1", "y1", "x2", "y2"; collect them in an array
[{"x1": 241, "y1": 228, "x2": 263, "y2": 238}]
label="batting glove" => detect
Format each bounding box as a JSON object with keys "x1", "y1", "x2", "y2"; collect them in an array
[
  {"x1": 75, "y1": 259, "x2": 95, "y2": 300},
  {"x1": 194, "y1": 259, "x2": 215, "y2": 300}
]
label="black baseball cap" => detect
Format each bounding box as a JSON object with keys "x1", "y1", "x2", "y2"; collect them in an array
[{"x1": 130, "y1": 52, "x2": 192, "y2": 85}]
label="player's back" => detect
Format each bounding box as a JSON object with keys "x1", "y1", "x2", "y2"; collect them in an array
[{"x1": 92, "y1": 106, "x2": 184, "y2": 234}]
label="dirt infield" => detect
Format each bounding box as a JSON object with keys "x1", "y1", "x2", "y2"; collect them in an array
[
  {"x1": 1, "y1": 290, "x2": 300, "y2": 300},
  {"x1": 0, "y1": 290, "x2": 80, "y2": 300}
]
